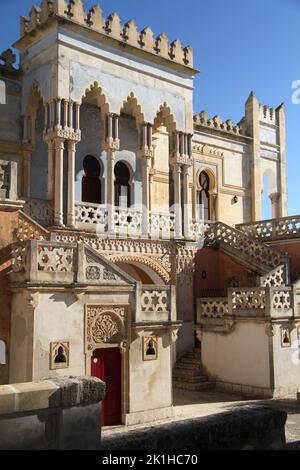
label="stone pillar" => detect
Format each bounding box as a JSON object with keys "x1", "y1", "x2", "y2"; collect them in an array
[
  {"x1": 67, "y1": 140, "x2": 76, "y2": 227},
  {"x1": 107, "y1": 150, "x2": 115, "y2": 234},
  {"x1": 277, "y1": 104, "x2": 288, "y2": 217},
  {"x1": 47, "y1": 141, "x2": 54, "y2": 200},
  {"x1": 22, "y1": 149, "x2": 32, "y2": 198},
  {"x1": 183, "y1": 165, "x2": 191, "y2": 238},
  {"x1": 142, "y1": 156, "x2": 151, "y2": 237},
  {"x1": 245, "y1": 92, "x2": 261, "y2": 221},
  {"x1": 54, "y1": 138, "x2": 65, "y2": 226},
  {"x1": 270, "y1": 192, "x2": 280, "y2": 219},
  {"x1": 172, "y1": 163, "x2": 182, "y2": 238}
]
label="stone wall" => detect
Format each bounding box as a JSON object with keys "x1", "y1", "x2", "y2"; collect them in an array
[
  {"x1": 101, "y1": 406, "x2": 287, "y2": 450},
  {"x1": 0, "y1": 376, "x2": 105, "y2": 450}
]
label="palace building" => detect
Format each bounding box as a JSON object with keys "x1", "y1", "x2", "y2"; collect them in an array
[{"x1": 0, "y1": 0, "x2": 299, "y2": 426}]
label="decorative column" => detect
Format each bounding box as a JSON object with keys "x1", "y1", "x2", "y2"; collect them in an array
[
  {"x1": 47, "y1": 141, "x2": 54, "y2": 200},
  {"x1": 105, "y1": 114, "x2": 120, "y2": 234},
  {"x1": 107, "y1": 150, "x2": 115, "y2": 234},
  {"x1": 67, "y1": 140, "x2": 76, "y2": 227},
  {"x1": 141, "y1": 155, "x2": 152, "y2": 237},
  {"x1": 21, "y1": 147, "x2": 33, "y2": 198},
  {"x1": 172, "y1": 163, "x2": 183, "y2": 239},
  {"x1": 183, "y1": 165, "x2": 191, "y2": 239},
  {"x1": 54, "y1": 138, "x2": 65, "y2": 226},
  {"x1": 270, "y1": 192, "x2": 280, "y2": 219}
]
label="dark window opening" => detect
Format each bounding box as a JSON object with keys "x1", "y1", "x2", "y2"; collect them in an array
[
  {"x1": 82, "y1": 155, "x2": 102, "y2": 204},
  {"x1": 114, "y1": 161, "x2": 131, "y2": 208},
  {"x1": 146, "y1": 340, "x2": 156, "y2": 356},
  {"x1": 198, "y1": 171, "x2": 210, "y2": 220},
  {"x1": 55, "y1": 346, "x2": 67, "y2": 364}
]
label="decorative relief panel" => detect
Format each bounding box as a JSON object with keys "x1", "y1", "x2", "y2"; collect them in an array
[
  {"x1": 85, "y1": 305, "x2": 127, "y2": 351},
  {"x1": 85, "y1": 250, "x2": 120, "y2": 283},
  {"x1": 38, "y1": 245, "x2": 74, "y2": 272}
]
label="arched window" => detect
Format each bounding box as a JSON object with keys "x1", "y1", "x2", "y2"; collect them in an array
[
  {"x1": 0, "y1": 340, "x2": 6, "y2": 365},
  {"x1": 198, "y1": 171, "x2": 211, "y2": 220},
  {"x1": 115, "y1": 162, "x2": 131, "y2": 208},
  {"x1": 82, "y1": 155, "x2": 102, "y2": 204}
]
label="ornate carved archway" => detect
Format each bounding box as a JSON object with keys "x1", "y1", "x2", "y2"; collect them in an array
[{"x1": 109, "y1": 254, "x2": 170, "y2": 284}]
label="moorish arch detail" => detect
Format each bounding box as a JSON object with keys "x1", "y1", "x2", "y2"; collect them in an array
[
  {"x1": 81, "y1": 81, "x2": 110, "y2": 114},
  {"x1": 108, "y1": 254, "x2": 171, "y2": 284},
  {"x1": 85, "y1": 305, "x2": 127, "y2": 351},
  {"x1": 153, "y1": 102, "x2": 177, "y2": 133},
  {"x1": 120, "y1": 92, "x2": 145, "y2": 125}
]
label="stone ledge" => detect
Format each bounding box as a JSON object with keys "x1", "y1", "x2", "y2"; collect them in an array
[
  {"x1": 0, "y1": 377, "x2": 105, "y2": 415},
  {"x1": 101, "y1": 406, "x2": 287, "y2": 450}
]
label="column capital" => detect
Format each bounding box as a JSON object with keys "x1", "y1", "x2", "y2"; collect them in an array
[{"x1": 104, "y1": 138, "x2": 120, "y2": 151}]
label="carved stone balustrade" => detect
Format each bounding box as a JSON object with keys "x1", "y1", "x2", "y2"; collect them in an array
[
  {"x1": 197, "y1": 286, "x2": 295, "y2": 333},
  {"x1": 189, "y1": 220, "x2": 210, "y2": 243},
  {"x1": 205, "y1": 222, "x2": 285, "y2": 274},
  {"x1": 237, "y1": 215, "x2": 300, "y2": 242},
  {"x1": 113, "y1": 207, "x2": 142, "y2": 238},
  {"x1": 149, "y1": 212, "x2": 175, "y2": 240},
  {"x1": 136, "y1": 284, "x2": 176, "y2": 323},
  {"x1": 75, "y1": 201, "x2": 107, "y2": 233},
  {"x1": 10, "y1": 240, "x2": 77, "y2": 284}
]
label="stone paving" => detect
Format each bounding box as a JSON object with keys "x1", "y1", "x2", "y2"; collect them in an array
[{"x1": 103, "y1": 389, "x2": 300, "y2": 449}]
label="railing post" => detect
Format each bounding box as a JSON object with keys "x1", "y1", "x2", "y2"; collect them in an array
[
  {"x1": 77, "y1": 243, "x2": 85, "y2": 284},
  {"x1": 135, "y1": 281, "x2": 142, "y2": 323},
  {"x1": 170, "y1": 285, "x2": 176, "y2": 321},
  {"x1": 30, "y1": 240, "x2": 38, "y2": 282},
  {"x1": 265, "y1": 287, "x2": 272, "y2": 317}
]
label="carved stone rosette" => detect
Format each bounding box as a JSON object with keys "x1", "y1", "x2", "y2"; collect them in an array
[{"x1": 85, "y1": 305, "x2": 127, "y2": 352}]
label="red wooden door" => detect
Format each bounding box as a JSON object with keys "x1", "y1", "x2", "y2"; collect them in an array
[{"x1": 91, "y1": 348, "x2": 121, "y2": 426}]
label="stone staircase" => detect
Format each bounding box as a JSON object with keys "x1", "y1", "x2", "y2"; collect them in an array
[{"x1": 173, "y1": 347, "x2": 215, "y2": 392}]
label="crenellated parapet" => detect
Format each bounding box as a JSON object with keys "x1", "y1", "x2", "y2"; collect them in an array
[
  {"x1": 193, "y1": 111, "x2": 245, "y2": 136},
  {"x1": 19, "y1": 1, "x2": 194, "y2": 69},
  {"x1": 259, "y1": 104, "x2": 279, "y2": 126}
]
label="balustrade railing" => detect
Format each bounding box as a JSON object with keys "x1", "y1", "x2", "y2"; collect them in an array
[
  {"x1": 149, "y1": 212, "x2": 175, "y2": 240},
  {"x1": 205, "y1": 222, "x2": 283, "y2": 272},
  {"x1": 237, "y1": 215, "x2": 300, "y2": 241},
  {"x1": 197, "y1": 286, "x2": 294, "y2": 323},
  {"x1": 197, "y1": 298, "x2": 229, "y2": 320},
  {"x1": 75, "y1": 202, "x2": 107, "y2": 232},
  {"x1": 113, "y1": 207, "x2": 142, "y2": 237},
  {"x1": 137, "y1": 285, "x2": 175, "y2": 322}
]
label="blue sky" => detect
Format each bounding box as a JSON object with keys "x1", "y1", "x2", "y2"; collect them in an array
[{"x1": 1, "y1": 0, "x2": 299, "y2": 217}]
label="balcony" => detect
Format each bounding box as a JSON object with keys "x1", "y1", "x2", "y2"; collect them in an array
[{"x1": 23, "y1": 198, "x2": 207, "y2": 241}]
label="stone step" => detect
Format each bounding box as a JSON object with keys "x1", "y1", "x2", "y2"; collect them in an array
[
  {"x1": 173, "y1": 381, "x2": 216, "y2": 392},
  {"x1": 179, "y1": 357, "x2": 201, "y2": 365},
  {"x1": 185, "y1": 352, "x2": 201, "y2": 359},
  {"x1": 175, "y1": 362, "x2": 201, "y2": 371},
  {"x1": 173, "y1": 374, "x2": 208, "y2": 383},
  {"x1": 172, "y1": 367, "x2": 204, "y2": 377}
]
